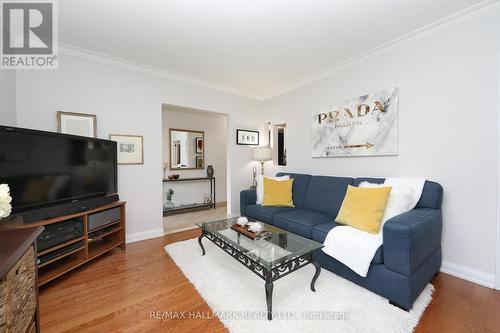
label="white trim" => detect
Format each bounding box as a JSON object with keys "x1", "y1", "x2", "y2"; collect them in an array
[
  {"x1": 264, "y1": 0, "x2": 500, "y2": 100},
  {"x1": 441, "y1": 260, "x2": 495, "y2": 288},
  {"x1": 126, "y1": 228, "x2": 164, "y2": 244},
  {"x1": 58, "y1": 44, "x2": 259, "y2": 101},
  {"x1": 166, "y1": 225, "x2": 199, "y2": 234},
  {"x1": 496, "y1": 50, "x2": 500, "y2": 290}
]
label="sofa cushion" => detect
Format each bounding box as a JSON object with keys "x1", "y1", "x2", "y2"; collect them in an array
[
  {"x1": 273, "y1": 209, "x2": 330, "y2": 239},
  {"x1": 312, "y1": 222, "x2": 384, "y2": 264},
  {"x1": 275, "y1": 173, "x2": 312, "y2": 209},
  {"x1": 245, "y1": 204, "x2": 296, "y2": 224},
  {"x1": 353, "y1": 177, "x2": 384, "y2": 186},
  {"x1": 312, "y1": 222, "x2": 341, "y2": 243},
  {"x1": 303, "y1": 176, "x2": 353, "y2": 218}
]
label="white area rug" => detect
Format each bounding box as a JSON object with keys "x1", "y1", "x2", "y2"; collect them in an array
[{"x1": 165, "y1": 239, "x2": 433, "y2": 333}]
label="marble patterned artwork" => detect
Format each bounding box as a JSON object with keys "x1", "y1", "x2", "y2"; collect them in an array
[{"x1": 312, "y1": 88, "x2": 399, "y2": 157}]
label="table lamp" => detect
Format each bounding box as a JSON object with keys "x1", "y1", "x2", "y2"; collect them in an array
[{"x1": 253, "y1": 146, "x2": 272, "y2": 175}]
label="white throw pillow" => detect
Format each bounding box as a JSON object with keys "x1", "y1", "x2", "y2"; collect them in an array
[
  {"x1": 359, "y1": 181, "x2": 415, "y2": 234},
  {"x1": 384, "y1": 177, "x2": 426, "y2": 210},
  {"x1": 256, "y1": 175, "x2": 290, "y2": 204}
]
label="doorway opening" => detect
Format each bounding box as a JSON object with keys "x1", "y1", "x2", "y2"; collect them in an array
[
  {"x1": 273, "y1": 124, "x2": 287, "y2": 166},
  {"x1": 161, "y1": 104, "x2": 229, "y2": 234}
]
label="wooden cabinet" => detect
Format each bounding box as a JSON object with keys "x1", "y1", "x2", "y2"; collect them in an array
[
  {"x1": 2, "y1": 202, "x2": 126, "y2": 287},
  {"x1": 0, "y1": 227, "x2": 43, "y2": 333}
]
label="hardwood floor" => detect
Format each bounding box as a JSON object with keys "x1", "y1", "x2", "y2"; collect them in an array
[
  {"x1": 163, "y1": 204, "x2": 228, "y2": 234},
  {"x1": 40, "y1": 229, "x2": 500, "y2": 333}
]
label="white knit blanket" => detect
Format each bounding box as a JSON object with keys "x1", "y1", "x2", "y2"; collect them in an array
[{"x1": 322, "y1": 177, "x2": 425, "y2": 277}]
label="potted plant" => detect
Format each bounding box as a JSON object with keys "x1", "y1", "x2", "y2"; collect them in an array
[{"x1": 164, "y1": 188, "x2": 175, "y2": 209}]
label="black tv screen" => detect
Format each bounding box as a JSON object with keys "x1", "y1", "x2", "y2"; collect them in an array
[{"x1": 0, "y1": 126, "x2": 117, "y2": 214}]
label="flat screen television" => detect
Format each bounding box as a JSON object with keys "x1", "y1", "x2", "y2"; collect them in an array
[{"x1": 0, "y1": 125, "x2": 118, "y2": 222}]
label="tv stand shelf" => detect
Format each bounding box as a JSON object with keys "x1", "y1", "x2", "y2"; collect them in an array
[
  {"x1": 4, "y1": 201, "x2": 126, "y2": 286},
  {"x1": 37, "y1": 236, "x2": 85, "y2": 256}
]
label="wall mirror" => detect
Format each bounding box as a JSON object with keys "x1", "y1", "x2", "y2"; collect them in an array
[{"x1": 169, "y1": 129, "x2": 204, "y2": 169}]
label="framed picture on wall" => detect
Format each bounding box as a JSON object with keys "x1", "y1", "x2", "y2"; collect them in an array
[
  {"x1": 195, "y1": 137, "x2": 204, "y2": 154},
  {"x1": 57, "y1": 111, "x2": 97, "y2": 138},
  {"x1": 109, "y1": 134, "x2": 144, "y2": 165},
  {"x1": 236, "y1": 129, "x2": 259, "y2": 145},
  {"x1": 196, "y1": 155, "x2": 203, "y2": 168}
]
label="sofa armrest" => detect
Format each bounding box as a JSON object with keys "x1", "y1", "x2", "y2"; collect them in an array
[
  {"x1": 240, "y1": 189, "x2": 257, "y2": 216},
  {"x1": 383, "y1": 208, "x2": 442, "y2": 276}
]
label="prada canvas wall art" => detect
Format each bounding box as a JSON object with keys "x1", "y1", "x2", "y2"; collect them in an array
[{"x1": 311, "y1": 88, "x2": 399, "y2": 157}]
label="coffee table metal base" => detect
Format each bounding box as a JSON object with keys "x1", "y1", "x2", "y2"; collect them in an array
[{"x1": 198, "y1": 228, "x2": 321, "y2": 320}]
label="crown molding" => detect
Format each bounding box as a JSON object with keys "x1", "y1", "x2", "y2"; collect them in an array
[
  {"x1": 262, "y1": 0, "x2": 500, "y2": 100},
  {"x1": 58, "y1": 0, "x2": 500, "y2": 102},
  {"x1": 58, "y1": 43, "x2": 262, "y2": 101}
]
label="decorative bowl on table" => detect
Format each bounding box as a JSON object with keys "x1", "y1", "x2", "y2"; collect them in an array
[
  {"x1": 236, "y1": 216, "x2": 248, "y2": 227},
  {"x1": 247, "y1": 222, "x2": 264, "y2": 233},
  {"x1": 231, "y1": 220, "x2": 270, "y2": 240}
]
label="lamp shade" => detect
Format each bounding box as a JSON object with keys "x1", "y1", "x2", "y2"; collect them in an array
[{"x1": 253, "y1": 147, "x2": 272, "y2": 161}]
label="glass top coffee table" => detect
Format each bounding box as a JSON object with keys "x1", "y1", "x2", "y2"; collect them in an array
[{"x1": 196, "y1": 217, "x2": 324, "y2": 320}]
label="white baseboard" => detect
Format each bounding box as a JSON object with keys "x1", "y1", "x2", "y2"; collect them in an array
[
  {"x1": 126, "y1": 228, "x2": 164, "y2": 244},
  {"x1": 441, "y1": 260, "x2": 495, "y2": 288},
  {"x1": 166, "y1": 225, "x2": 199, "y2": 234}
]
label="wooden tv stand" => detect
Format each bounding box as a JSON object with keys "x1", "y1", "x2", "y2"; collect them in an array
[{"x1": 3, "y1": 202, "x2": 126, "y2": 286}]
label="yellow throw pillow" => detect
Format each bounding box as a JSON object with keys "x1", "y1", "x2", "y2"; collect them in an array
[
  {"x1": 335, "y1": 185, "x2": 392, "y2": 234},
  {"x1": 262, "y1": 177, "x2": 295, "y2": 207}
]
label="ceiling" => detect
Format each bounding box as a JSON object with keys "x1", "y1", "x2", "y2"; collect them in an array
[{"x1": 60, "y1": 0, "x2": 492, "y2": 100}]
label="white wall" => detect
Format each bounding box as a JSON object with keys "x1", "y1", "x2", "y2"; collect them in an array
[
  {"x1": 15, "y1": 52, "x2": 262, "y2": 242},
  {"x1": 262, "y1": 10, "x2": 500, "y2": 282},
  {"x1": 0, "y1": 70, "x2": 17, "y2": 126},
  {"x1": 162, "y1": 107, "x2": 228, "y2": 205}
]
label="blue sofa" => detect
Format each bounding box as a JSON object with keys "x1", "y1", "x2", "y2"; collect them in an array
[{"x1": 240, "y1": 173, "x2": 443, "y2": 310}]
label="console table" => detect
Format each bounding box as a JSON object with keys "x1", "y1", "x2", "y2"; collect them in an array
[{"x1": 163, "y1": 177, "x2": 216, "y2": 215}]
